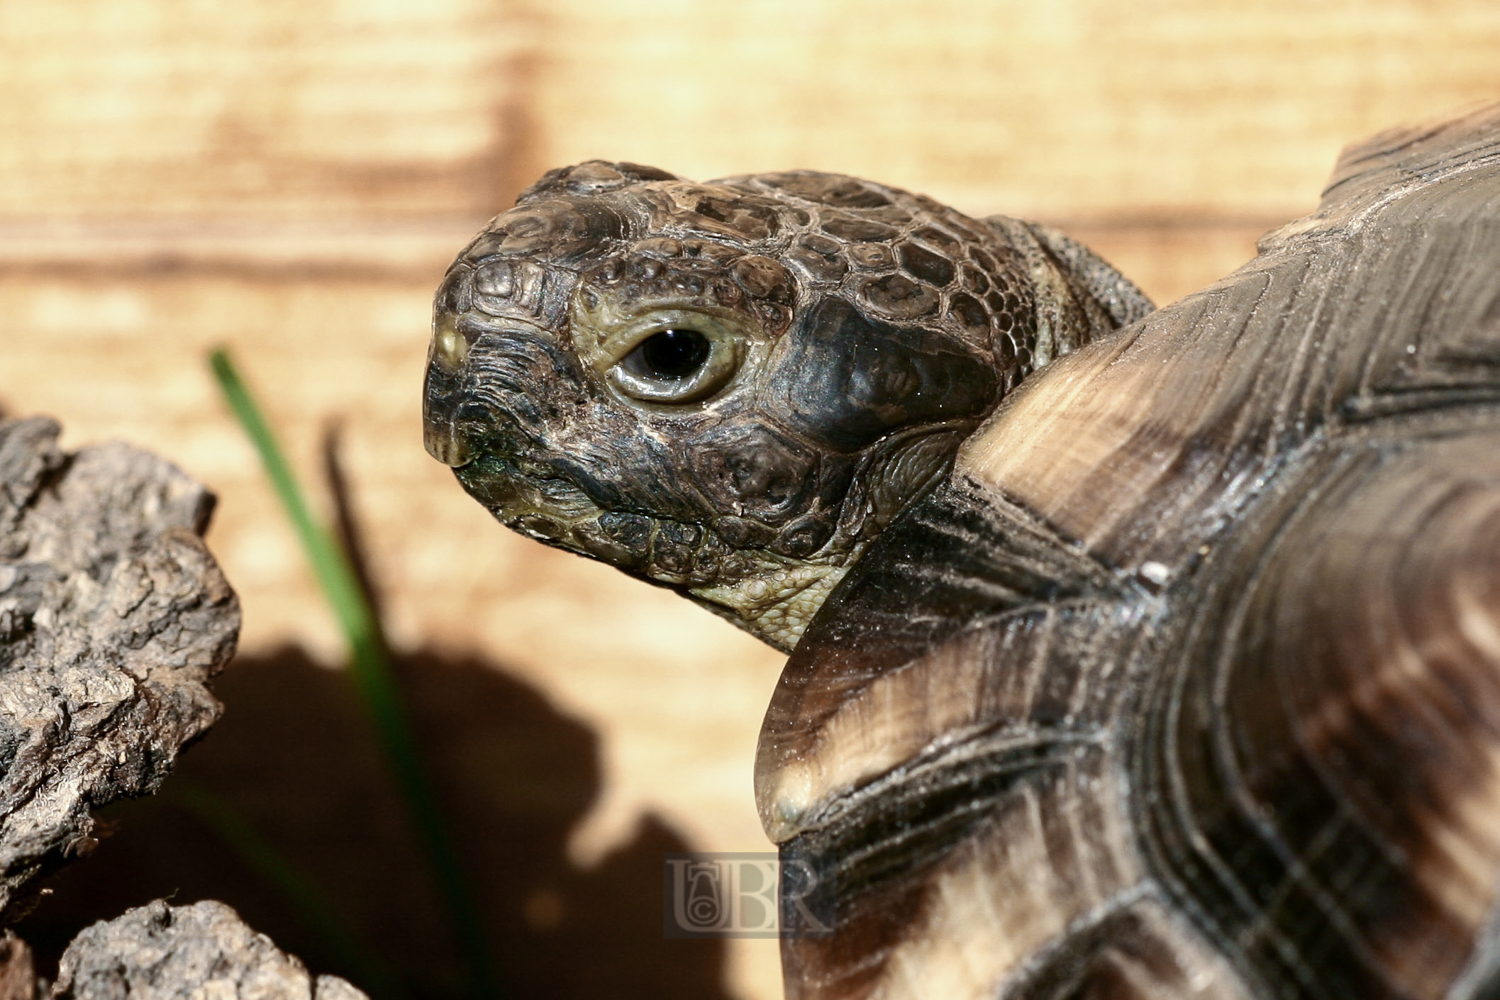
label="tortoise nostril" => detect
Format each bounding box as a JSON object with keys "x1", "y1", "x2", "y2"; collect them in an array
[{"x1": 430, "y1": 311, "x2": 469, "y2": 372}]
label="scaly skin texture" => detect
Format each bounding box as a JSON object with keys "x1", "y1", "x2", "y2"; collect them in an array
[{"x1": 423, "y1": 161, "x2": 1151, "y2": 650}]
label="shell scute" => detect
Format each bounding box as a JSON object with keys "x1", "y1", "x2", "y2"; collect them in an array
[{"x1": 769, "y1": 103, "x2": 1500, "y2": 1000}]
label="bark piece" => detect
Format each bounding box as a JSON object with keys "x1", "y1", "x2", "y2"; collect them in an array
[
  {"x1": 52, "y1": 899, "x2": 367, "y2": 1000},
  {"x1": 0, "y1": 932, "x2": 36, "y2": 1000},
  {"x1": 0, "y1": 416, "x2": 240, "y2": 917}
]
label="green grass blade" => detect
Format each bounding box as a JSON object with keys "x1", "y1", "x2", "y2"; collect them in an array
[{"x1": 209, "y1": 348, "x2": 501, "y2": 1000}]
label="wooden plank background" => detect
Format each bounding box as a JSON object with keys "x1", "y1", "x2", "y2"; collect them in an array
[{"x1": 2, "y1": 2, "x2": 1499, "y2": 998}]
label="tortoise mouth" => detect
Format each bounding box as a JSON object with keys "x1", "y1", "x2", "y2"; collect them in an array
[
  {"x1": 452, "y1": 456, "x2": 745, "y2": 589},
  {"x1": 423, "y1": 420, "x2": 474, "y2": 469},
  {"x1": 574, "y1": 512, "x2": 741, "y2": 587}
]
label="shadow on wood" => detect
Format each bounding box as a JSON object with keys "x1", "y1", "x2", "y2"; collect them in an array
[{"x1": 15, "y1": 645, "x2": 731, "y2": 1000}]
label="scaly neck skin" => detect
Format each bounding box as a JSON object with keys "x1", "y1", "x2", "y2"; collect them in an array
[
  {"x1": 684, "y1": 424, "x2": 976, "y2": 652},
  {"x1": 689, "y1": 559, "x2": 847, "y2": 653},
  {"x1": 677, "y1": 227, "x2": 1154, "y2": 655}
]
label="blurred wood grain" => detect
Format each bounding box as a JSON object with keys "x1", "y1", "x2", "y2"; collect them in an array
[{"x1": 2, "y1": 3, "x2": 1499, "y2": 998}]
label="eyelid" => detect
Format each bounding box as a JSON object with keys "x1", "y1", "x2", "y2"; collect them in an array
[
  {"x1": 593, "y1": 309, "x2": 744, "y2": 364},
  {"x1": 570, "y1": 298, "x2": 768, "y2": 407}
]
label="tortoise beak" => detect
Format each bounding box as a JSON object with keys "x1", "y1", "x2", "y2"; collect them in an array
[
  {"x1": 423, "y1": 421, "x2": 473, "y2": 469},
  {"x1": 422, "y1": 349, "x2": 476, "y2": 469}
]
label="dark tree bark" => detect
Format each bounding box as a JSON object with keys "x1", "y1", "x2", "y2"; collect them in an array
[
  {"x1": 0, "y1": 417, "x2": 239, "y2": 919},
  {"x1": 52, "y1": 900, "x2": 366, "y2": 1000},
  {"x1": 0, "y1": 416, "x2": 367, "y2": 999}
]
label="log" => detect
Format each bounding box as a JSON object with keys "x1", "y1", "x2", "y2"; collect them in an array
[
  {"x1": 0, "y1": 418, "x2": 365, "y2": 998},
  {"x1": 0, "y1": 416, "x2": 240, "y2": 919},
  {"x1": 52, "y1": 900, "x2": 367, "y2": 1000}
]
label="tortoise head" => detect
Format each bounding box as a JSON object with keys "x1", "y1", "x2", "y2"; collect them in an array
[{"x1": 424, "y1": 160, "x2": 1144, "y2": 651}]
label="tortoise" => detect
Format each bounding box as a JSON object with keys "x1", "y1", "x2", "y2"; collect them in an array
[{"x1": 422, "y1": 103, "x2": 1500, "y2": 1000}]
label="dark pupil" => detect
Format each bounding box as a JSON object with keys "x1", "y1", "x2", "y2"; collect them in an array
[{"x1": 640, "y1": 329, "x2": 710, "y2": 378}]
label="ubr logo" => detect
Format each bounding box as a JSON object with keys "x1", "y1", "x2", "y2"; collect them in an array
[{"x1": 663, "y1": 852, "x2": 835, "y2": 938}]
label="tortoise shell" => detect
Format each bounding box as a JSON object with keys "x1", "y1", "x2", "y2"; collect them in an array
[{"x1": 425, "y1": 104, "x2": 1500, "y2": 1000}]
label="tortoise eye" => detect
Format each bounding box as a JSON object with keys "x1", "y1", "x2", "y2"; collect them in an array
[
  {"x1": 636, "y1": 329, "x2": 711, "y2": 378},
  {"x1": 610, "y1": 325, "x2": 740, "y2": 403}
]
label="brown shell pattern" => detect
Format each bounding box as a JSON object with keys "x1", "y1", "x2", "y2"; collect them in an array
[{"x1": 764, "y1": 103, "x2": 1500, "y2": 1000}]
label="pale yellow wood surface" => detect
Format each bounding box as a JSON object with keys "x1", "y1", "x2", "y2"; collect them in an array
[{"x1": 2, "y1": 3, "x2": 1499, "y2": 998}]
